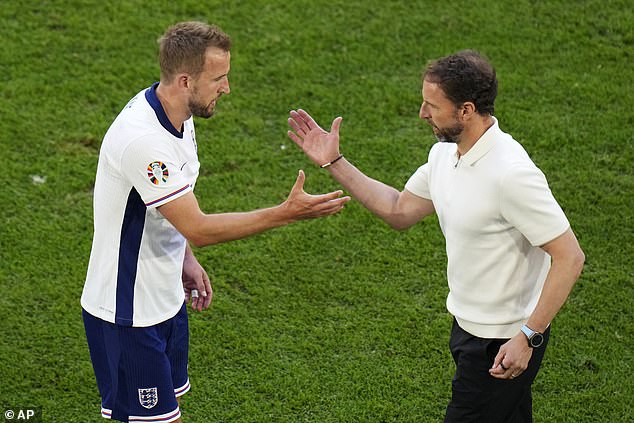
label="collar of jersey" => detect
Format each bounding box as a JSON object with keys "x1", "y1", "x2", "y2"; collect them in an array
[
  {"x1": 460, "y1": 116, "x2": 500, "y2": 166},
  {"x1": 145, "y1": 82, "x2": 184, "y2": 139}
]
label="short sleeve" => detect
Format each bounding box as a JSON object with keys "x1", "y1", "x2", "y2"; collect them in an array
[
  {"x1": 500, "y1": 164, "x2": 570, "y2": 246},
  {"x1": 120, "y1": 135, "x2": 192, "y2": 208},
  {"x1": 405, "y1": 163, "x2": 432, "y2": 199}
]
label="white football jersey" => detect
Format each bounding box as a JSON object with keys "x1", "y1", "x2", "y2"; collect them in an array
[{"x1": 81, "y1": 83, "x2": 200, "y2": 327}]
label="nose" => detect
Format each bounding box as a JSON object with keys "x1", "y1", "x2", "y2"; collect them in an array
[
  {"x1": 419, "y1": 102, "x2": 429, "y2": 120},
  {"x1": 221, "y1": 77, "x2": 230, "y2": 95}
]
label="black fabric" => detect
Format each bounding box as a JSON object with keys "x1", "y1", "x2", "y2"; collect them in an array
[{"x1": 444, "y1": 319, "x2": 550, "y2": 423}]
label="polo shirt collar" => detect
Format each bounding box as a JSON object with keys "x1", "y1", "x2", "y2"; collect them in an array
[{"x1": 459, "y1": 116, "x2": 500, "y2": 166}]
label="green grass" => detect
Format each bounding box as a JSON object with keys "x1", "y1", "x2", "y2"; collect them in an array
[{"x1": 1, "y1": 0, "x2": 632, "y2": 421}]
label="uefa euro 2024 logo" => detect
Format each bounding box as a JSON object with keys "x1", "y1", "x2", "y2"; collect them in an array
[{"x1": 147, "y1": 161, "x2": 169, "y2": 185}]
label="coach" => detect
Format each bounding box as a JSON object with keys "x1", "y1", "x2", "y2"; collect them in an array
[{"x1": 288, "y1": 50, "x2": 585, "y2": 422}]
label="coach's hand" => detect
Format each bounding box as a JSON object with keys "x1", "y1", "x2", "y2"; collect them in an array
[
  {"x1": 288, "y1": 109, "x2": 342, "y2": 169},
  {"x1": 489, "y1": 333, "x2": 533, "y2": 380},
  {"x1": 182, "y1": 251, "x2": 212, "y2": 311}
]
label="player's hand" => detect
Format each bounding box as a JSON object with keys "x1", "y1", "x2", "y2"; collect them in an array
[
  {"x1": 287, "y1": 109, "x2": 343, "y2": 168},
  {"x1": 489, "y1": 332, "x2": 533, "y2": 380},
  {"x1": 182, "y1": 253, "x2": 212, "y2": 311},
  {"x1": 281, "y1": 170, "x2": 350, "y2": 221}
]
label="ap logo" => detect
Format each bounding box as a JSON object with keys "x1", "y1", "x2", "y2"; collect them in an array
[{"x1": 138, "y1": 387, "x2": 158, "y2": 409}]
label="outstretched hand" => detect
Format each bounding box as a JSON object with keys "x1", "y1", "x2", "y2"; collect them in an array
[
  {"x1": 282, "y1": 169, "x2": 350, "y2": 221},
  {"x1": 288, "y1": 109, "x2": 343, "y2": 168}
]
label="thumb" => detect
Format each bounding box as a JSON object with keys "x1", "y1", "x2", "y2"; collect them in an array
[
  {"x1": 491, "y1": 347, "x2": 505, "y2": 370},
  {"x1": 292, "y1": 169, "x2": 306, "y2": 193},
  {"x1": 330, "y1": 116, "x2": 343, "y2": 135}
]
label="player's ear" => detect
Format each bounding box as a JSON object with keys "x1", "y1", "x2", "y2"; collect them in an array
[{"x1": 177, "y1": 74, "x2": 190, "y2": 89}]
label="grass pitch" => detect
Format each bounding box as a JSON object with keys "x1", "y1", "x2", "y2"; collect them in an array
[{"x1": 0, "y1": 1, "x2": 632, "y2": 421}]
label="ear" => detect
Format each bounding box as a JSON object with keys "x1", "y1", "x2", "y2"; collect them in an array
[
  {"x1": 459, "y1": 102, "x2": 477, "y2": 121},
  {"x1": 176, "y1": 74, "x2": 190, "y2": 89}
]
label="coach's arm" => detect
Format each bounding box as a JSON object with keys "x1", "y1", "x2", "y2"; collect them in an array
[{"x1": 287, "y1": 109, "x2": 435, "y2": 230}]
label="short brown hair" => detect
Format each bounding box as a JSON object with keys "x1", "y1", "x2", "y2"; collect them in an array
[
  {"x1": 158, "y1": 21, "x2": 231, "y2": 82},
  {"x1": 423, "y1": 50, "x2": 497, "y2": 116}
]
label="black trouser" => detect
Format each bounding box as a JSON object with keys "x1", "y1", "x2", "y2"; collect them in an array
[{"x1": 444, "y1": 319, "x2": 550, "y2": 423}]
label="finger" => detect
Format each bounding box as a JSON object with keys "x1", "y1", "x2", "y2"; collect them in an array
[
  {"x1": 297, "y1": 109, "x2": 321, "y2": 130},
  {"x1": 304, "y1": 189, "x2": 346, "y2": 204},
  {"x1": 191, "y1": 295, "x2": 199, "y2": 310},
  {"x1": 491, "y1": 348, "x2": 505, "y2": 371},
  {"x1": 201, "y1": 271, "x2": 213, "y2": 309},
  {"x1": 322, "y1": 201, "x2": 349, "y2": 215},
  {"x1": 287, "y1": 130, "x2": 303, "y2": 148},
  {"x1": 510, "y1": 372, "x2": 521, "y2": 379},
  {"x1": 287, "y1": 117, "x2": 306, "y2": 137},
  {"x1": 291, "y1": 169, "x2": 306, "y2": 194},
  {"x1": 318, "y1": 201, "x2": 349, "y2": 217},
  {"x1": 190, "y1": 289, "x2": 200, "y2": 310},
  {"x1": 203, "y1": 286, "x2": 213, "y2": 309},
  {"x1": 299, "y1": 203, "x2": 345, "y2": 219},
  {"x1": 330, "y1": 116, "x2": 343, "y2": 135},
  {"x1": 289, "y1": 110, "x2": 311, "y2": 132},
  {"x1": 307, "y1": 196, "x2": 351, "y2": 216},
  {"x1": 194, "y1": 288, "x2": 208, "y2": 312},
  {"x1": 490, "y1": 372, "x2": 508, "y2": 380}
]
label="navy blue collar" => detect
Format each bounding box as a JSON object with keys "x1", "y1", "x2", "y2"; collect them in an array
[{"x1": 145, "y1": 82, "x2": 183, "y2": 139}]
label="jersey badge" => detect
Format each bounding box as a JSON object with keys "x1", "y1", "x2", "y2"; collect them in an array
[
  {"x1": 147, "y1": 161, "x2": 169, "y2": 185},
  {"x1": 138, "y1": 387, "x2": 158, "y2": 409}
]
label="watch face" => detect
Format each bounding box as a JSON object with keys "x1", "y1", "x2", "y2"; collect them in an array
[{"x1": 530, "y1": 333, "x2": 544, "y2": 348}]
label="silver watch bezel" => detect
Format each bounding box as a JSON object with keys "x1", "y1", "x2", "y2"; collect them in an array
[{"x1": 521, "y1": 324, "x2": 544, "y2": 348}]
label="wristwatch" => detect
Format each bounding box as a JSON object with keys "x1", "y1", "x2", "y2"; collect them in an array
[{"x1": 520, "y1": 325, "x2": 544, "y2": 348}]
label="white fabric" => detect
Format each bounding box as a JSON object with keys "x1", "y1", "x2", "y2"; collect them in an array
[
  {"x1": 405, "y1": 117, "x2": 570, "y2": 338},
  {"x1": 81, "y1": 85, "x2": 200, "y2": 327}
]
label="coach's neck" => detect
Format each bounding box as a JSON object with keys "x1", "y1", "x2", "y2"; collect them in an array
[{"x1": 456, "y1": 113, "x2": 494, "y2": 156}]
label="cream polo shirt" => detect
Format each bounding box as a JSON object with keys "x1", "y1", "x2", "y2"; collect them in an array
[{"x1": 405, "y1": 117, "x2": 570, "y2": 338}]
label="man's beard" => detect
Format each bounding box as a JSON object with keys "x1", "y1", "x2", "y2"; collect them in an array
[
  {"x1": 433, "y1": 121, "x2": 464, "y2": 144},
  {"x1": 189, "y1": 97, "x2": 215, "y2": 119}
]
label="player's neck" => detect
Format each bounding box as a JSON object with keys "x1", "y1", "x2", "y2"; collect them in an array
[{"x1": 155, "y1": 83, "x2": 190, "y2": 132}]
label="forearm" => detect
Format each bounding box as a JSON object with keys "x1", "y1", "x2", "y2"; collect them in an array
[
  {"x1": 187, "y1": 205, "x2": 289, "y2": 247},
  {"x1": 326, "y1": 158, "x2": 404, "y2": 227},
  {"x1": 527, "y1": 247, "x2": 585, "y2": 332},
  {"x1": 160, "y1": 177, "x2": 347, "y2": 248}
]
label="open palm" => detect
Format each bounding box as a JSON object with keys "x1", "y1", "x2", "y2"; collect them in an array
[{"x1": 287, "y1": 109, "x2": 342, "y2": 167}]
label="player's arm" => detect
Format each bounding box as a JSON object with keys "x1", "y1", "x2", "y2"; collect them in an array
[
  {"x1": 288, "y1": 109, "x2": 434, "y2": 230},
  {"x1": 158, "y1": 170, "x2": 349, "y2": 247}
]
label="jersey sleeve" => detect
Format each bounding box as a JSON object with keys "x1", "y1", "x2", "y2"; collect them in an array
[
  {"x1": 405, "y1": 143, "x2": 442, "y2": 200},
  {"x1": 500, "y1": 164, "x2": 570, "y2": 246},
  {"x1": 404, "y1": 163, "x2": 432, "y2": 199},
  {"x1": 120, "y1": 134, "x2": 193, "y2": 208}
]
